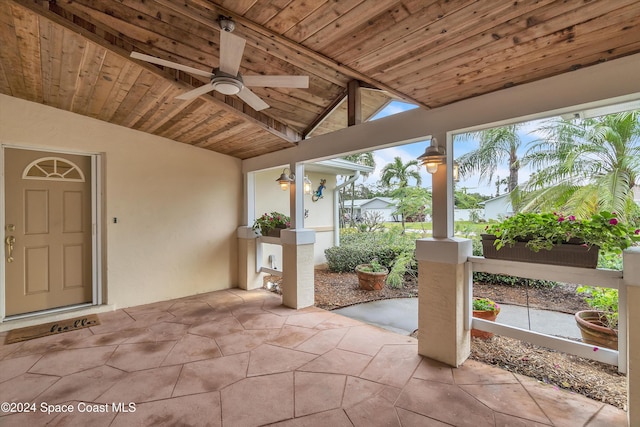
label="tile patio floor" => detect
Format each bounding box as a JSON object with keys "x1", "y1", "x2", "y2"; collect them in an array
[{"x1": 0, "y1": 289, "x2": 627, "y2": 426}]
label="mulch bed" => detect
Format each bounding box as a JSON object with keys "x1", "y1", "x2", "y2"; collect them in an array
[{"x1": 265, "y1": 269, "x2": 626, "y2": 410}]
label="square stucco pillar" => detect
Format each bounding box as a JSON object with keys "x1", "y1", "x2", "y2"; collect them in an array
[
  {"x1": 624, "y1": 247, "x2": 640, "y2": 427},
  {"x1": 281, "y1": 229, "x2": 315, "y2": 309},
  {"x1": 237, "y1": 226, "x2": 262, "y2": 290},
  {"x1": 416, "y1": 237, "x2": 472, "y2": 367}
]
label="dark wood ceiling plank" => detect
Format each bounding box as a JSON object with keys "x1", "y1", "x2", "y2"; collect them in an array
[
  {"x1": 85, "y1": 53, "x2": 128, "y2": 119},
  {"x1": 152, "y1": 98, "x2": 208, "y2": 136},
  {"x1": 166, "y1": 109, "x2": 226, "y2": 143},
  {"x1": 109, "y1": 70, "x2": 159, "y2": 124},
  {"x1": 117, "y1": 74, "x2": 178, "y2": 128},
  {"x1": 242, "y1": 0, "x2": 291, "y2": 26},
  {"x1": 0, "y1": 61, "x2": 11, "y2": 95},
  {"x1": 379, "y1": 0, "x2": 633, "y2": 88},
  {"x1": 55, "y1": 0, "x2": 218, "y2": 71},
  {"x1": 131, "y1": 85, "x2": 188, "y2": 131},
  {"x1": 353, "y1": 0, "x2": 555, "y2": 75},
  {"x1": 0, "y1": 3, "x2": 29, "y2": 99},
  {"x1": 168, "y1": 0, "x2": 424, "y2": 105},
  {"x1": 430, "y1": 38, "x2": 640, "y2": 108},
  {"x1": 217, "y1": 0, "x2": 262, "y2": 17},
  {"x1": 12, "y1": 0, "x2": 301, "y2": 144},
  {"x1": 57, "y1": 32, "x2": 88, "y2": 111},
  {"x1": 405, "y1": 6, "x2": 640, "y2": 101},
  {"x1": 137, "y1": 87, "x2": 203, "y2": 133},
  {"x1": 283, "y1": 0, "x2": 365, "y2": 43},
  {"x1": 330, "y1": 0, "x2": 473, "y2": 65},
  {"x1": 38, "y1": 19, "x2": 64, "y2": 106},
  {"x1": 300, "y1": 0, "x2": 399, "y2": 53},
  {"x1": 97, "y1": 61, "x2": 143, "y2": 122},
  {"x1": 194, "y1": 119, "x2": 254, "y2": 149},
  {"x1": 70, "y1": 43, "x2": 108, "y2": 115},
  {"x1": 262, "y1": 0, "x2": 325, "y2": 35},
  {"x1": 11, "y1": 2, "x2": 44, "y2": 102}
]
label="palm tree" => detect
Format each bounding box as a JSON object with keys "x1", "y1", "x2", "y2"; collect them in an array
[
  {"x1": 380, "y1": 157, "x2": 422, "y2": 230},
  {"x1": 341, "y1": 152, "x2": 375, "y2": 226},
  {"x1": 522, "y1": 111, "x2": 640, "y2": 222},
  {"x1": 380, "y1": 156, "x2": 422, "y2": 189},
  {"x1": 456, "y1": 125, "x2": 523, "y2": 194}
]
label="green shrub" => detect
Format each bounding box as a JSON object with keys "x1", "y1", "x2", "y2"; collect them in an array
[
  {"x1": 386, "y1": 251, "x2": 416, "y2": 288},
  {"x1": 326, "y1": 230, "x2": 417, "y2": 273}
]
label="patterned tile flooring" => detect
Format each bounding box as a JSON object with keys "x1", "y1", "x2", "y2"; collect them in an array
[{"x1": 0, "y1": 289, "x2": 627, "y2": 426}]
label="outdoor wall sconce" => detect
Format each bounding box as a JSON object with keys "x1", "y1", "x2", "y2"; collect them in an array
[
  {"x1": 312, "y1": 179, "x2": 327, "y2": 202},
  {"x1": 417, "y1": 138, "x2": 446, "y2": 174},
  {"x1": 304, "y1": 176, "x2": 313, "y2": 195},
  {"x1": 276, "y1": 168, "x2": 295, "y2": 191}
]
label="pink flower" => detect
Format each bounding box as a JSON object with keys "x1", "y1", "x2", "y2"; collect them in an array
[
  {"x1": 568, "y1": 215, "x2": 576, "y2": 221},
  {"x1": 612, "y1": 212, "x2": 617, "y2": 216},
  {"x1": 609, "y1": 218, "x2": 618, "y2": 225},
  {"x1": 635, "y1": 229, "x2": 640, "y2": 235},
  {"x1": 557, "y1": 216, "x2": 565, "y2": 222}
]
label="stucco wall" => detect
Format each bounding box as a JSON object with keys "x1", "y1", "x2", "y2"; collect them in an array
[
  {"x1": 253, "y1": 169, "x2": 335, "y2": 265},
  {"x1": 0, "y1": 95, "x2": 241, "y2": 310}
]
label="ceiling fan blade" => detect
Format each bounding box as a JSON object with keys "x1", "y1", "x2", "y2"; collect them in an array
[
  {"x1": 130, "y1": 52, "x2": 214, "y2": 79},
  {"x1": 219, "y1": 31, "x2": 246, "y2": 76},
  {"x1": 175, "y1": 83, "x2": 215, "y2": 100},
  {"x1": 237, "y1": 87, "x2": 270, "y2": 111},
  {"x1": 243, "y1": 75, "x2": 309, "y2": 88}
]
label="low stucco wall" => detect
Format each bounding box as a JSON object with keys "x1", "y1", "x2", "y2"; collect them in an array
[{"x1": 0, "y1": 95, "x2": 241, "y2": 310}]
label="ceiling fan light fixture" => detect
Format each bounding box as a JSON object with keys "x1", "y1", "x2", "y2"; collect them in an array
[{"x1": 213, "y1": 77, "x2": 243, "y2": 95}]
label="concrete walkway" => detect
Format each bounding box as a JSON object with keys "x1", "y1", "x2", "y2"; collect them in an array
[{"x1": 333, "y1": 298, "x2": 581, "y2": 339}]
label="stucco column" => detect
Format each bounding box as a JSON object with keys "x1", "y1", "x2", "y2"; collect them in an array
[
  {"x1": 237, "y1": 226, "x2": 262, "y2": 290},
  {"x1": 281, "y1": 229, "x2": 315, "y2": 309},
  {"x1": 624, "y1": 247, "x2": 640, "y2": 426},
  {"x1": 415, "y1": 237, "x2": 472, "y2": 367}
]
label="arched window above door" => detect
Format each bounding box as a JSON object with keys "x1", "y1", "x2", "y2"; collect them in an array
[{"x1": 22, "y1": 157, "x2": 86, "y2": 182}]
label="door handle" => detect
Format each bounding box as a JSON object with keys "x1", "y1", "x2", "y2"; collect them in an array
[{"x1": 5, "y1": 235, "x2": 15, "y2": 263}]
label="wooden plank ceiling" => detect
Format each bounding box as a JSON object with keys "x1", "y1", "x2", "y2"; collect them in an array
[{"x1": 1, "y1": 1, "x2": 639, "y2": 159}]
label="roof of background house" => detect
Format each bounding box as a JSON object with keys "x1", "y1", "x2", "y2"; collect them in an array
[
  {"x1": 344, "y1": 197, "x2": 396, "y2": 208},
  {"x1": 306, "y1": 158, "x2": 375, "y2": 176}
]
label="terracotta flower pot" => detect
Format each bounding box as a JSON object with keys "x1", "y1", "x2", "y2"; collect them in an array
[
  {"x1": 355, "y1": 264, "x2": 388, "y2": 291},
  {"x1": 575, "y1": 310, "x2": 618, "y2": 350},
  {"x1": 472, "y1": 306, "x2": 500, "y2": 339}
]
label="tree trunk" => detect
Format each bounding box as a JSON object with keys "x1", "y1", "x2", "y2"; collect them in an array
[{"x1": 508, "y1": 151, "x2": 518, "y2": 192}]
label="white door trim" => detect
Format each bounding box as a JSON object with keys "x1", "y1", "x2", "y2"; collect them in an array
[{"x1": 0, "y1": 144, "x2": 103, "y2": 322}]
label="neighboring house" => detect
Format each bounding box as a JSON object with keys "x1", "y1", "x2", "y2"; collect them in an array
[
  {"x1": 344, "y1": 197, "x2": 397, "y2": 222},
  {"x1": 454, "y1": 208, "x2": 484, "y2": 222},
  {"x1": 482, "y1": 193, "x2": 514, "y2": 221}
]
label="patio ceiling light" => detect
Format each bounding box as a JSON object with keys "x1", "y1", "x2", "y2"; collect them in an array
[
  {"x1": 417, "y1": 138, "x2": 446, "y2": 174},
  {"x1": 304, "y1": 176, "x2": 312, "y2": 195},
  {"x1": 276, "y1": 168, "x2": 295, "y2": 191}
]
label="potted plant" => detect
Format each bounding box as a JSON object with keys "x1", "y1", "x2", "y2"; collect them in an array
[
  {"x1": 481, "y1": 211, "x2": 640, "y2": 268},
  {"x1": 355, "y1": 260, "x2": 389, "y2": 291},
  {"x1": 252, "y1": 211, "x2": 291, "y2": 237},
  {"x1": 575, "y1": 286, "x2": 618, "y2": 350},
  {"x1": 472, "y1": 297, "x2": 500, "y2": 339}
]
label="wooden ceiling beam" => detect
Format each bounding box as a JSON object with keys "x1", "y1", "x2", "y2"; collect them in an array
[
  {"x1": 347, "y1": 80, "x2": 362, "y2": 127},
  {"x1": 10, "y1": 0, "x2": 302, "y2": 144}
]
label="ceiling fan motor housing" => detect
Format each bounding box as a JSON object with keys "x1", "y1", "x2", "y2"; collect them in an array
[
  {"x1": 218, "y1": 16, "x2": 235, "y2": 33},
  {"x1": 211, "y1": 69, "x2": 243, "y2": 95}
]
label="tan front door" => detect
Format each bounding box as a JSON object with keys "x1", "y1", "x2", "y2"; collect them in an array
[{"x1": 4, "y1": 148, "x2": 92, "y2": 316}]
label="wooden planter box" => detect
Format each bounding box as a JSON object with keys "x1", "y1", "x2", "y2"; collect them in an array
[{"x1": 480, "y1": 234, "x2": 599, "y2": 268}]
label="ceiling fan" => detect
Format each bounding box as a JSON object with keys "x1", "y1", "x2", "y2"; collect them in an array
[{"x1": 130, "y1": 16, "x2": 309, "y2": 111}]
